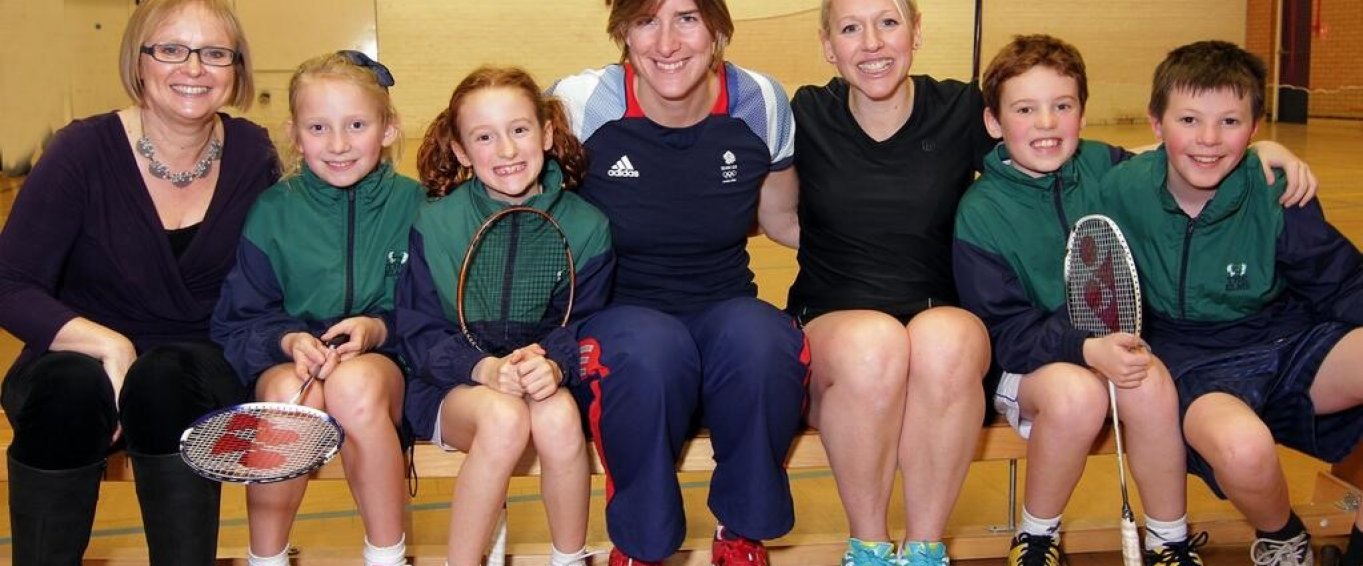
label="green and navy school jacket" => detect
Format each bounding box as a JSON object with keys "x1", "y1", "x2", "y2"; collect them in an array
[
  {"x1": 212, "y1": 162, "x2": 424, "y2": 385},
  {"x1": 953, "y1": 140, "x2": 1129, "y2": 374},
  {"x1": 1096, "y1": 148, "x2": 1363, "y2": 370},
  {"x1": 395, "y1": 161, "x2": 614, "y2": 439}
]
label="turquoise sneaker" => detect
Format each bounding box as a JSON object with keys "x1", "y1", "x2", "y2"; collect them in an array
[
  {"x1": 896, "y1": 541, "x2": 949, "y2": 566},
  {"x1": 842, "y1": 538, "x2": 896, "y2": 566}
]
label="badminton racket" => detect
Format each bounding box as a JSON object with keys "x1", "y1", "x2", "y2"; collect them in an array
[
  {"x1": 179, "y1": 335, "x2": 348, "y2": 483},
  {"x1": 1064, "y1": 214, "x2": 1143, "y2": 566},
  {"x1": 457, "y1": 206, "x2": 575, "y2": 356}
]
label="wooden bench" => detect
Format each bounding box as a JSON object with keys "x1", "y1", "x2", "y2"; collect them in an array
[{"x1": 1, "y1": 415, "x2": 1358, "y2": 565}]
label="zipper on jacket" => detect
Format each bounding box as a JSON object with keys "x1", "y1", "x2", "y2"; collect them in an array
[
  {"x1": 1050, "y1": 177, "x2": 1070, "y2": 237},
  {"x1": 1177, "y1": 219, "x2": 1195, "y2": 318},
  {"x1": 344, "y1": 188, "x2": 356, "y2": 317}
]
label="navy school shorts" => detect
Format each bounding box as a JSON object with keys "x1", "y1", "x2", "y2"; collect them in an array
[{"x1": 1174, "y1": 321, "x2": 1363, "y2": 498}]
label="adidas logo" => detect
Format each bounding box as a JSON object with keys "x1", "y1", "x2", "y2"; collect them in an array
[{"x1": 607, "y1": 155, "x2": 640, "y2": 178}]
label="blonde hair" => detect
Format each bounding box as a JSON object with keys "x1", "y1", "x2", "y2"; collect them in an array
[
  {"x1": 119, "y1": 0, "x2": 255, "y2": 109},
  {"x1": 417, "y1": 66, "x2": 588, "y2": 199},
  {"x1": 819, "y1": 0, "x2": 919, "y2": 34},
  {"x1": 604, "y1": 0, "x2": 733, "y2": 70},
  {"x1": 281, "y1": 52, "x2": 402, "y2": 178}
]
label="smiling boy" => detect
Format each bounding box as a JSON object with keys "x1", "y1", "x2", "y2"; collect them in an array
[
  {"x1": 954, "y1": 35, "x2": 1201, "y2": 566},
  {"x1": 1097, "y1": 40, "x2": 1363, "y2": 566}
]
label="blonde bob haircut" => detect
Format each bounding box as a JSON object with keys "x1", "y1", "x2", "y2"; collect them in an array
[
  {"x1": 604, "y1": 0, "x2": 734, "y2": 70},
  {"x1": 820, "y1": 0, "x2": 919, "y2": 33},
  {"x1": 119, "y1": 0, "x2": 255, "y2": 110}
]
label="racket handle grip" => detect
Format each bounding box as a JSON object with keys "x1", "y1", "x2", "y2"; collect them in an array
[{"x1": 1121, "y1": 518, "x2": 1142, "y2": 566}]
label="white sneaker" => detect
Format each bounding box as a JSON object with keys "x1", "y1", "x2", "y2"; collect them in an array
[{"x1": 1251, "y1": 532, "x2": 1313, "y2": 565}]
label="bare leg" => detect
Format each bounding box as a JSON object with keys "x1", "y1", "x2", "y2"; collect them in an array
[
  {"x1": 1307, "y1": 329, "x2": 1363, "y2": 531},
  {"x1": 246, "y1": 364, "x2": 325, "y2": 556},
  {"x1": 805, "y1": 310, "x2": 911, "y2": 542},
  {"x1": 1184, "y1": 393, "x2": 1289, "y2": 531},
  {"x1": 1015, "y1": 364, "x2": 1109, "y2": 518},
  {"x1": 899, "y1": 307, "x2": 989, "y2": 541},
  {"x1": 1114, "y1": 359, "x2": 1187, "y2": 522},
  {"x1": 440, "y1": 386, "x2": 531, "y2": 566},
  {"x1": 323, "y1": 354, "x2": 407, "y2": 546},
  {"x1": 529, "y1": 389, "x2": 590, "y2": 553}
]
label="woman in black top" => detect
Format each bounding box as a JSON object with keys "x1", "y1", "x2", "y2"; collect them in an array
[
  {"x1": 787, "y1": 1, "x2": 991, "y2": 563},
  {"x1": 786, "y1": 3, "x2": 1319, "y2": 564}
]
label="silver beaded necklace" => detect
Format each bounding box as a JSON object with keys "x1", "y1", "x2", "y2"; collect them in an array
[{"x1": 136, "y1": 113, "x2": 222, "y2": 188}]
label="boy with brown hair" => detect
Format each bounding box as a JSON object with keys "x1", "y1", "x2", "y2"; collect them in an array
[
  {"x1": 954, "y1": 34, "x2": 1202, "y2": 566},
  {"x1": 1097, "y1": 40, "x2": 1363, "y2": 565}
]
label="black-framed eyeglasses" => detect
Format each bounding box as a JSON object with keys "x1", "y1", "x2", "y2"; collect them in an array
[{"x1": 140, "y1": 43, "x2": 238, "y2": 67}]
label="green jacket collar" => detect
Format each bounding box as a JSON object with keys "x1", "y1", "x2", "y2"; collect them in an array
[
  {"x1": 1150, "y1": 145, "x2": 1257, "y2": 225},
  {"x1": 460, "y1": 159, "x2": 568, "y2": 217},
  {"x1": 294, "y1": 161, "x2": 396, "y2": 205},
  {"x1": 983, "y1": 141, "x2": 1085, "y2": 193}
]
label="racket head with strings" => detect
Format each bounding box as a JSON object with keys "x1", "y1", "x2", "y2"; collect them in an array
[
  {"x1": 179, "y1": 402, "x2": 343, "y2": 483},
  {"x1": 180, "y1": 335, "x2": 348, "y2": 484},
  {"x1": 456, "y1": 206, "x2": 576, "y2": 356},
  {"x1": 1063, "y1": 214, "x2": 1142, "y2": 337}
]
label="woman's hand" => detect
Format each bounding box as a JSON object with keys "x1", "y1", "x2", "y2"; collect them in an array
[
  {"x1": 1082, "y1": 332, "x2": 1151, "y2": 389},
  {"x1": 100, "y1": 341, "x2": 135, "y2": 407},
  {"x1": 322, "y1": 317, "x2": 386, "y2": 361},
  {"x1": 50, "y1": 318, "x2": 136, "y2": 407}
]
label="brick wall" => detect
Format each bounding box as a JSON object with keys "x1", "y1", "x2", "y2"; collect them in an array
[{"x1": 1310, "y1": 0, "x2": 1363, "y2": 118}]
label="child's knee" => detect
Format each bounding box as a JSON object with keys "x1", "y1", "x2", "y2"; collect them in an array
[
  {"x1": 473, "y1": 397, "x2": 532, "y2": 449},
  {"x1": 324, "y1": 369, "x2": 391, "y2": 404},
  {"x1": 1194, "y1": 424, "x2": 1277, "y2": 476},
  {"x1": 1030, "y1": 366, "x2": 1109, "y2": 430},
  {"x1": 1118, "y1": 372, "x2": 1179, "y2": 418},
  {"x1": 531, "y1": 394, "x2": 584, "y2": 441}
]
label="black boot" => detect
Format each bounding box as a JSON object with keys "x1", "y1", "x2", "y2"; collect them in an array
[
  {"x1": 7, "y1": 454, "x2": 105, "y2": 566},
  {"x1": 130, "y1": 452, "x2": 222, "y2": 565}
]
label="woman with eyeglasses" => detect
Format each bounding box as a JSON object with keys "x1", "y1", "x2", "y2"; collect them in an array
[{"x1": 0, "y1": 0, "x2": 277, "y2": 564}]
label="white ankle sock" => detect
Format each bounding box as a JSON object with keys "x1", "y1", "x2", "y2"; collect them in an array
[
  {"x1": 247, "y1": 546, "x2": 290, "y2": 566},
  {"x1": 364, "y1": 534, "x2": 408, "y2": 566},
  {"x1": 549, "y1": 544, "x2": 593, "y2": 566},
  {"x1": 1144, "y1": 514, "x2": 1188, "y2": 551},
  {"x1": 1020, "y1": 507, "x2": 1062, "y2": 537}
]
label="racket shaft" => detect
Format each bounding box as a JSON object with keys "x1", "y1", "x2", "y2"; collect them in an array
[{"x1": 285, "y1": 336, "x2": 346, "y2": 404}]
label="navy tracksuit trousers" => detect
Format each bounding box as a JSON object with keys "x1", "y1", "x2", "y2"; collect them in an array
[{"x1": 573, "y1": 297, "x2": 808, "y2": 561}]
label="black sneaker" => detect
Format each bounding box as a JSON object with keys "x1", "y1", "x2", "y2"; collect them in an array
[
  {"x1": 1008, "y1": 532, "x2": 1064, "y2": 566},
  {"x1": 1145, "y1": 532, "x2": 1208, "y2": 565}
]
